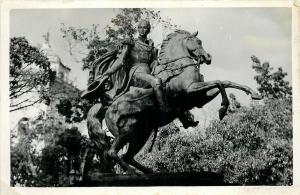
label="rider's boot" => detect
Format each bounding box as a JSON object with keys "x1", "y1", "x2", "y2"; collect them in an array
[
  {"x1": 178, "y1": 111, "x2": 199, "y2": 129},
  {"x1": 152, "y1": 78, "x2": 171, "y2": 113}
]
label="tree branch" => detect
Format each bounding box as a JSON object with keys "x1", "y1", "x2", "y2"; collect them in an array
[
  {"x1": 10, "y1": 85, "x2": 36, "y2": 99},
  {"x1": 10, "y1": 98, "x2": 41, "y2": 112},
  {"x1": 10, "y1": 97, "x2": 33, "y2": 107}
]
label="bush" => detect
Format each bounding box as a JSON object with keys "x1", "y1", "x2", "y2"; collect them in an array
[{"x1": 138, "y1": 99, "x2": 292, "y2": 185}]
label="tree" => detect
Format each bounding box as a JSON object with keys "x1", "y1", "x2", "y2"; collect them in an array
[
  {"x1": 9, "y1": 37, "x2": 55, "y2": 112},
  {"x1": 56, "y1": 96, "x2": 92, "y2": 123},
  {"x1": 10, "y1": 145, "x2": 39, "y2": 186},
  {"x1": 58, "y1": 127, "x2": 82, "y2": 171},
  {"x1": 10, "y1": 118, "x2": 39, "y2": 186},
  {"x1": 39, "y1": 145, "x2": 69, "y2": 186},
  {"x1": 11, "y1": 113, "x2": 65, "y2": 186},
  {"x1": 251, "y1": 55, "x2": 292, "y2": 99}
]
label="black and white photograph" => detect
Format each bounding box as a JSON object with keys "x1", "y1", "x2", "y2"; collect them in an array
[{"x1": 0, "y1": 1, "x2": 298, "y2": 193}]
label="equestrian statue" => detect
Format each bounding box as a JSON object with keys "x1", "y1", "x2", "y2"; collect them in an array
[{"x1": 81, "y1": 20, "x2": 262, "y2": 174}]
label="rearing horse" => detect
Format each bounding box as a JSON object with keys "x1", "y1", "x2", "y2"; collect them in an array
[{"x1": 89, "y1": 30, "x2": 262, "y2": 174}]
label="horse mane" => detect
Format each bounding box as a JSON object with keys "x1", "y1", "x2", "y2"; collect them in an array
[{"x1": 159, "y1": 30, "x2": 191, "y2": 63}]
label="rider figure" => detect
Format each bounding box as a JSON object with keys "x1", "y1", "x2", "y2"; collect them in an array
[{"x1": 102, "y1": 19, "x2": 169, "y2": 112}]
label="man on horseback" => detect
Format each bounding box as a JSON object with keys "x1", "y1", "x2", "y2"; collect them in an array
[
  {"x1": 84, "y1": 19, "x2": 198, "y2": 129},
  {"x1": 82, "y1": 24, "x2": 263, "y2": 174}
]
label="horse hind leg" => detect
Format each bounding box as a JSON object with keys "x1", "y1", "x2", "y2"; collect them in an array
[
  {"x1": 123, "y1": 152, "x2": 153, "y2": 174},
  {"x1": 202, "y1": 88, "x2": 229, "y2": 120},
  {"x1": 122, "y1": 130, "x2": 154, "y2": 174},
  {"x1": 200, "y1": 88, "x2": 221, "y2": 105},
  {"x1": 107, "y1": 134, "x2": 137, "y2": 174}
]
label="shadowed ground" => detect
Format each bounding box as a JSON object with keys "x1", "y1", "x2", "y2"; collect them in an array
[{"x1": 74, "y1": 172, "x2": 234, "y2": 186}]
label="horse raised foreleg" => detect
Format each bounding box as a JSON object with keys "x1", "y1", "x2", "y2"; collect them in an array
[
  {"x1": 198, "y1": 88, "x2": 221, "y2": 105},
  {"x1": 187, "y1": 81, "x2": 229, "y2": 120},
  {"x1": 222, "y1": 81, "x2": 262, "y2": 100}
]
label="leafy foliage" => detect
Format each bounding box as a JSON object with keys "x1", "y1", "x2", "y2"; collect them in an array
[
  {"x1": 56, "y1": 96, "x2": 92, "y2": 123},
  {"x1": 10, "y1": 139, "x2": 39, "y2": 186},
  {"x1": 138, "y1": 99, "x2": 292, "y2": 185},
  {"x1": 228, "y1": 93, "x2": 241, "y2": 113},
  {"x1": 11, "y1": 114, "x2": 92, "y2": 186},
  {"x1": 58, "y1": 127, "x2": 82, "y2": 156},
  {"x1": 251, "y1": 55, "x2": 292, "y2": 99},
  {"x1": 10, "y1": 37, "x2": 55, "y2": 112},
  {"x1": 38, "y1": 145, "x2": 69, "y2": 186}
]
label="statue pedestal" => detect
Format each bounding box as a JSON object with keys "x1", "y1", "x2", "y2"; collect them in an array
[{"x1": 75, "y1": 172, "x2": 232, "y2": 186}]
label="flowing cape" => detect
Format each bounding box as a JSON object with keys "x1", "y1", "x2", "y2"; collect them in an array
[{"x1": 81, "y1": 49, "x2": 129, "y2": 101}]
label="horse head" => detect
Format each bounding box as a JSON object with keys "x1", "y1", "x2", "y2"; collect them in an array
[
  {"x1": 159, "y1": 30, "x2": 211, "y2": 66},
  {"x1": 185, "y1": 31, "x2": 211, "y2": 65}
]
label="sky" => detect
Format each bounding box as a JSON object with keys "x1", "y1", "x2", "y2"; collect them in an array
[{"x1": 10, "y1": 8, "x2": 292, "y2": 130}]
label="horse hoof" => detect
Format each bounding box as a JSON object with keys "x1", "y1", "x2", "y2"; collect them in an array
[
  {"x1": 219, "y1": 106, "x2": 228, "y2": 120},
  {"x1": 251, "y1": 93, "x2": 263, "y2": 100}
]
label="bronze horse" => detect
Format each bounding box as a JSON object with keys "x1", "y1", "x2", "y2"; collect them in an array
[{"x1": 87, "y1": 30, "x2": 262, "y2": 174}]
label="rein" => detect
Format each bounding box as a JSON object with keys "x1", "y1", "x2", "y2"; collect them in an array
[{"x1": 154, "y1": 56, "x2": 197, "y2": 76}]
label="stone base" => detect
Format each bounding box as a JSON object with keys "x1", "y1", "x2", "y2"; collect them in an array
[{"x1": 74, "y1": 172, "x2": 233, "y2": 186}]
